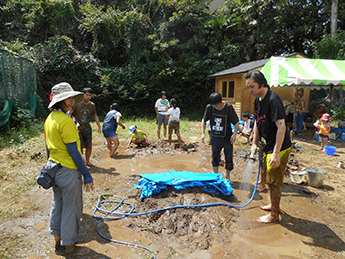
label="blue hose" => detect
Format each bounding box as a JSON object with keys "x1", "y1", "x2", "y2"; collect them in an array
[{"x1": 93, "y1": 156, "x2": 261, "y2": 259}]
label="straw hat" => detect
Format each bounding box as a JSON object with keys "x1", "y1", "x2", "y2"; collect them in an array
[
  {"x1": 297, "y1": 91, "x2": 303, "y2": 97},
  {"x1": 48, "y1": 82, "x2": 83, "y2": 108},
  {"x1": 283, "y1": 100, "x2": 290, "y2": 107},
  {"x1": 319, "y1": 103, "x2": 325, "y2": 107}
]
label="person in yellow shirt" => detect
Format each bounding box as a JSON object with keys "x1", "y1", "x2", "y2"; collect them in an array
[
  {"x1": 44, "y1": 82, "x2": 94, "y2": 256},
  {"x1": 127, "y1": 125, "x2": 148, "y2": 148}
]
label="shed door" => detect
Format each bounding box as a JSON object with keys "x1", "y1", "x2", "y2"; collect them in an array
[{"x1": 221, "y1": 80, "x2": 235, "y2": 101}]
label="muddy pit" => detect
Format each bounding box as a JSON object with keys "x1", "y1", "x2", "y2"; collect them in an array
[{"x1": 2, "y1": 137, "x2": 345, "y2": 258}]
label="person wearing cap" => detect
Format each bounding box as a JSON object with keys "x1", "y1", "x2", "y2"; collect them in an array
[
  {"x1": 127, "y1": 125, "x2": 148, "y2": 148},
  {"x1": 72, "y1": 88, "x2": 101, "y2": 167},
  {"x1": 245, "y1": 71, "x2": 291, "y2": 224},
  {"x1": 313, "y1": 103, "x2": 327, "y2": 120},
  {"x1": 44, "y1": 82, "x2": 94, "y2": 256},
  {"x1": 315, "y1": 113, "x2": 331, "y2": 151},
  {"x1": 155, "y1": 91, "x2": 170, "y2": 140},
  {"x1": 295, "y1": 91, "x2": 305, "y2": 135},
  {"x1": 102, "y1": 103, "x2": 126, "y2": 157}
]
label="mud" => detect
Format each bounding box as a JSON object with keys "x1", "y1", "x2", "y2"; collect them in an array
[{"x1": 1, "y1": 133, "x2": 345, "y2": 258}]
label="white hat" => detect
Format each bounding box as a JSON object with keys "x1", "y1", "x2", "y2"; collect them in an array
[
  {"x1": 48, "y1": 82, "x2": 83, "y2": 108},
  {"x1": 283, "y1": 100, "x2": 290, "y2": 107},
  {"x1": 129, "y1": 125, "x2": 137, "y2": 134}
]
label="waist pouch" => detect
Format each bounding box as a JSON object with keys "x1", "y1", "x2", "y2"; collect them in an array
[{"x1": 37, "y1": 162, "x2": 62, "y2": 189}]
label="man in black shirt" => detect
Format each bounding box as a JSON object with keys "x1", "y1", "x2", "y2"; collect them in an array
[
  {"x1": 245, "y1": 70, "x2": 292, "y2": 223},
  {"x1": 201, "y1": 92, "x2": 239, "y2": 180}
]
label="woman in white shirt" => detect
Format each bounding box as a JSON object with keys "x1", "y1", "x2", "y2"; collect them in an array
[{"x1": 166, "y1": 98, "x2": 181, "y2": 148}]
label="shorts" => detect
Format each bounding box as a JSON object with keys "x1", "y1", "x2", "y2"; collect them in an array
[
  {"x1": 157, "y1": 114, "x2": 168, "y2": 126},
  {"x1": 212, "y1": 144, "x2": 233, "y2": 171},
  {"x1": 78, "y1": 126, "x2": 92, "y2": 149},
  {"x1": 262, "y1": 147, "x2": 291, "y2": 187},
  {"x1": 168, "y1": 121, "x2": 180, "y2": 134},
  {"x1": 319, "y1": 134, "x2": 329, "y2": 139},
  {"x1": 103, "y1": 129, "x2": 117, "y2": 138}
]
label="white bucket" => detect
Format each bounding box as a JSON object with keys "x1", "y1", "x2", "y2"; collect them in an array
[
  {"x1": 290, "y1": 171, "x2": 306, "y2": 184},
  {"x1": 306, "y1": 167, "x2": 326, "y2": 188}
]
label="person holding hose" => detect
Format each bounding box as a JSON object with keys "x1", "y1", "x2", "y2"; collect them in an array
[
  {"x1": 245, "y1": 71, "x2": 291, "y2": 223},
  {"x1": 44, "y1": 82, "x2": 94, "y2": 256}
]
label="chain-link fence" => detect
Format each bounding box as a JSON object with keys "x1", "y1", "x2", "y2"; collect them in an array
[{"x1": 0, "y1": 48, "x2": 38, "y2": 127}]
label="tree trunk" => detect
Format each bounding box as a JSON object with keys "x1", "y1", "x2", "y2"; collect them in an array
[{"x1": 331, "y1": 0, "x2": 339, "y2": 38}]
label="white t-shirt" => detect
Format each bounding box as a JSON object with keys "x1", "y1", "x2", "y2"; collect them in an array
[
  {"x1": 155, "y1": 98, "x2": 170, "y2": 115},
  {"x1": 243, "y1": 119, "x2": 252, "y2": 133},
  {"x1": 286, "y1": 104, "x2": 295, "y2": 115},
  {"x1": 167, "y1": 107, "x2": 180, "y2": 122}
]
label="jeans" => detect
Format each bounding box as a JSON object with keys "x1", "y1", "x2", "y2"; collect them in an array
[
  {"x1": 296, "y1": 111, "x2": 305, "y2": 134},
  {"x1": 212, "y1": 144, "x2": 234, "y2": 171}
]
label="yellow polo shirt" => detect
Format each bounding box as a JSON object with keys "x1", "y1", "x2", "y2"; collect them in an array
[{"x1": 44, "y1": 111, "x2": 81, "y2": 169}]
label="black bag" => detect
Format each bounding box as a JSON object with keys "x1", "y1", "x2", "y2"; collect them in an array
[{"x1": 37, "y1": 163, "x2": 62, "y2": 189}]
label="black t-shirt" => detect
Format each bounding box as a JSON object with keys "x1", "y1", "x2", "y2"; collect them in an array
[
  {"x1": 203, "y1": 102, "x2": 239, "y2": 147},
  {"x1": 254, "y1": 90, "x2": 292, "y2": 153}
]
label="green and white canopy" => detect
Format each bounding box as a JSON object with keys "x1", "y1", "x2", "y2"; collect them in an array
[{"x1": 261, "y1": 57, "x2": 345, "y2": 89}]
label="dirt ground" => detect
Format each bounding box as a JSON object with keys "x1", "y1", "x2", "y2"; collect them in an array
[{"x1": 1, "y1": 128, "x2": 345, "y2": 258}]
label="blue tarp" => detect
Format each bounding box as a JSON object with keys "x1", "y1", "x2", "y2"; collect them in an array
[{"x1": 133, "y1": 171, "x2": 233, "y2": 200}]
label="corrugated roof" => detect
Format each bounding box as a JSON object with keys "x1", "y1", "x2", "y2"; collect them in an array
[
  {"x1": 207, "y1": 59, "x2": 269, "y2": 78},
  {"x1": 207, "y1": 53, "x2": 306, "y2": 78}
]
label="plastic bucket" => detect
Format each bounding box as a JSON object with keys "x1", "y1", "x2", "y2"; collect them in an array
[
  {"x1": 290, "y1": 171, "x2": 306, "y2": 184},
  {"x1": 306, "y1": 167, "x2": 326, "y2": 188},
  {"x1": 325, "y1": 146, "x2": 337, "y2": 156}
]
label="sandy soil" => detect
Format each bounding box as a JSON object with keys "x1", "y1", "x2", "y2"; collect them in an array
[{"x1": 1, "y1": 129, "x2": 345, "y2": 259}]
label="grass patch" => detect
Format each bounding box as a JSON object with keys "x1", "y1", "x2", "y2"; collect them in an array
[
  {"x1": 92, "y1": 117, "x2": 202, "y2": 144},
  {"x1": 0, "y1": 232, "x2": 27, "y2": 259},
  {"x1": 0, "y1": 120, "x2": 44, "y2": 149}
]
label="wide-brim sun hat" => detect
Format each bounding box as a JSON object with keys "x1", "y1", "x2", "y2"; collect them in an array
[
  {"x1": 283, "y1": 100, "x2": 290, "y2": 107},
  {"x1": 48, "y1": 82, "x2": 83, "y2": 108},
  {"x1": 320, "y1": 113, "x2": 330, "y2": 121},
  {"x1": 129, "y1": 125, "x2": 137, "y2": 134}
]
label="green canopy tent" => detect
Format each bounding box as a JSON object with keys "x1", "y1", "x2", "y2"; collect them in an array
[
  {"x1": 261, "y1": 56, "x2": 345, "y2": 131},
  {"x1": 261, "y1": 57, "x2": 345, "y2": 89}
]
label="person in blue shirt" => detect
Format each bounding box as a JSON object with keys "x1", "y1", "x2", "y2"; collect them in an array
[{"x1": 102, "y1": 103, "x2": 126, "y2": 157}]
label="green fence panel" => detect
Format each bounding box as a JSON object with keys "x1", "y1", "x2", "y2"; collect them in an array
[{"x1": 0, "y1": 48, "x2": 38, "y2": 126}]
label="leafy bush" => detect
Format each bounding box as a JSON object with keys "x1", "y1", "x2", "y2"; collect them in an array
[
  {"x1": 32, "y1": 35, "x2": 100, "y2": 109},
  {"x1": 331, "y1": 105, "x2": 345, "y2": 122}
]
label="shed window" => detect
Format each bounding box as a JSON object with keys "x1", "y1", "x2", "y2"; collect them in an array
[
  {"x1": 222, "y1": 82, "x2": 227, "y2": 97},
  {"x1": 222, "y1": 81, "x2": 235, "y2": 98}
]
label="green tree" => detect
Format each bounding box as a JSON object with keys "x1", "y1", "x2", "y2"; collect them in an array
[
  {"x1": 312, "y1": 31, "x2": 345, "y2": 59},
  {"x1": 32, "y1": 35, "x2": 100, "y2": 110}
]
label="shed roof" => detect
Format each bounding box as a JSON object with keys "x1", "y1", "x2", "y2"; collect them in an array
[
  {"x1": 207, "y1": 59, "x2": 269, "y2": 78},
  {"x1": 207, "y1": 53, "x2": 306, "y2": 79}
]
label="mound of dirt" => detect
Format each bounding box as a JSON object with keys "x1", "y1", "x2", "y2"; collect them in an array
[{"x1": 126, "y1": 141, "x2": 198, "y2": 157}]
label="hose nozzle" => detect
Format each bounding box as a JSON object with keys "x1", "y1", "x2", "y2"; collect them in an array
[{"x1": 249, "y1": 148, "x2": 256, "y2": 160}]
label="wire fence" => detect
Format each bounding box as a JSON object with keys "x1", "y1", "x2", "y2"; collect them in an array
[{"x1": 0, "y1": 48, "x2": 38, "y2": 127}]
